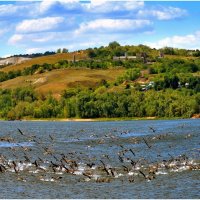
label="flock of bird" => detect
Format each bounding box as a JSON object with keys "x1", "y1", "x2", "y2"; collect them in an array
[{"x1": 0, "y1": 125, "x2": 199, "y2": 184}]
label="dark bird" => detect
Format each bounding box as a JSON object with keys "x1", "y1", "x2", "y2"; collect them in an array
[
  {"x1": 32, "y1": 138, "x2": 40, "y2": 144},
  {"x1": 50, "y1": 161, "x2": 59, "y2": 168},
  {"x1": 139, "y1": 170, "x2": 146, "y2": 179},
  {"x1": 70, "y1": 160, "x2": 78, "y2": 169},
  {"x1": 33, "y1": 160, "x2": 39, "y2": 168},
  {"x1": 129, "y1": 176, "x2": 134, "y2": 183},
  {"x1": 53, "y1": 155, "x2": 60, "y2": 162},
  {"x1": 0, "y1": 164, "x2": 6, "y2": 173},
  {"x1": 14, "y1": 166, "x2": 19, "y2": 173},
  {"x1": 43, "y1": 147, "x2": 53, "y2": 155},
  {"x1": 130, "y1": 159, "x2": 137, "y2": 167},
  {"x1": 109, "y1": 168, "x2": 116, "y2": 177},
  {"x1": 17, "y1": 128, "x2": 25, "y2": 136},
  {"x1": 38, "y1": 157, "x2": 44, "y2": 162},
  {"x1": 121, "y1": 130, "x2": 130, "y2": 135},
  {"x1": 24, "y1": 155, "x2": 31, "y2": 162},
  {"x1": 149, "y1": 126, "x2": 156, "y2": 133},
  {"x1": 142, "y1": 137, "x2": 152, "y2": 149},
  {"x1": 100, "y1": 160, "x2": 109, "y2": 175},
  {"x1": 12, "y1": 161, "x2": 18, "y2": 173},
  {"x1": 82, "y1": 172, "x2": 92, "y2": 179},
  {"x1": 103, "y1": 167, "x2": 110, "y2": 176},
  {"x1": 118, "y1": 155, "x2": 124, "y2": 163},
  {"x1": 100, "y1": 160, "x2": 106, "y2": 167},
  {"x1": 86, "y1": 163, "x2": 95, "y2": 168},
  {"x1": 53, "y1": 176, "x2": 63, "y2": 181},
  {"x1": 49, "y1": 134, "x2": 54, "y2": 141},
  {"x1": 60, "y1": 161, "x2": 69, "y2": 173},
  {"x1": 139, "y1": 170, "x2": 155, "y2": 181},
  {"x1": 12, "y1": 160, "x2": 17, "y2": 167},
  {"x1": 122, "y1": 165, "x2": 130, "y2": 173},
  {"x1": 129, "y1": 148, "x2": 135, "y2": 156},
  {"x1": 12, "y1": 153, "x2": 18, "y2": 159}
]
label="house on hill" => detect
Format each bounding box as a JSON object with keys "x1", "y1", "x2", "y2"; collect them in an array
[
  {"x1": 113, "y1": 52, "x2": 148, "y2": 63},
  {"x1": 113, "y1": 52, "x2": 137, "y2": 61}
]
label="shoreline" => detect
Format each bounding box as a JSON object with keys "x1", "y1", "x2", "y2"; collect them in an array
[{"x1": 0, "y1": 116, "x2": 199, "y2": 122}]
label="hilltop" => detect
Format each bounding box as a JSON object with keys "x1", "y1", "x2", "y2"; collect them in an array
[
  {"x1": 0, "y1": 51, "x2": 88, "y2": 73},
  {"x1": 0, "y1": 56, "x2": 31, "y2": 66}
]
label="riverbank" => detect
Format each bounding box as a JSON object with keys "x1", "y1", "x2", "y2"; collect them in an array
[{"x1": 1, "y1": 116, "x2": 199, "y2": 122}]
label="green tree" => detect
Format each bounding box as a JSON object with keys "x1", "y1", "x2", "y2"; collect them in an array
[
  {"x1": 57, "y1": 48, "x2": 61, "y2": 53},
  {"x1": 108, "y1": 41, "x2": 121, "y2": 50},
  {"x1": 62, "y1": 48, "x2": 68, "y2": 53}
]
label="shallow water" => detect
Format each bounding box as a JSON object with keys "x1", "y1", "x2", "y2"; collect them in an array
[{"x1": 0, "y1": 119, "x2": 199, "y2": 198}]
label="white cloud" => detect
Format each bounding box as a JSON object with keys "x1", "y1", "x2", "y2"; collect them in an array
[
  {"x1": 8, "y1": 34, "x2": 24, "y2": 45},
  {"x1": 38, "y1": 0, "x2": 81, "y2": 14},
  {"x1": 75, "y1": 19, "x2": 152, "y2": 34},
  {"x1": 0, "y1": 4, "x2": 18, "y2": 16},
  {"x1": 8, "y1": 30, "x2": 76, "y2": 46},
  {"x1": 16, "y1": 17, "x2": 64, "y2": 33},
  {"x1": 86, "y1": 1, "x2": 144, "y2": 13},
  {"x1": 39, "y1": 0, "x2": 56, "y2": 14},
  {"x1": 90, "y1": 0, "x2": 108, "y2": 6},
  {"x1": 145, "y1": 31, "x2": 200, "y2": 49},
  {"x1": 37, "y1": 0, "x2": 144, "y2": 15},
  {"x1": 124, "y1": 1, "x2": 144, "y2": 10},
  {"x1": 0, "y1": 3, "x2": 36, "y2": 18},
  {"x1": 138, "y1": 6, "x2": 187, "y2": 20},
  {"x1": 8, "y1": 32, "x2": 58, "y2": 45},
  {"x1": 32, "y1": 35, "x2": 55, "y2": 43}
]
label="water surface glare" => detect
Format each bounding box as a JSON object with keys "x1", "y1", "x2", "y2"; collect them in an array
[{"x1": 0, "y1": 119, "x2": 199, "y2": 198}]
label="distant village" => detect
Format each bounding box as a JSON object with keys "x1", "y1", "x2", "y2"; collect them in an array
[{"x1": 113, "y1": 51, "x2": 164, "y2": 63}]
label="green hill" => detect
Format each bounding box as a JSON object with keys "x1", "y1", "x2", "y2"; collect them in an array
[
  {"x1": 0, "y1": 42, "x2": 199, "y2": 120},
  {"x1": 0, "y1": 52, "x2": 88, "y2": 73},
  {"x1": 0, "y1": 68, "x2": 125, "y2": 98}
]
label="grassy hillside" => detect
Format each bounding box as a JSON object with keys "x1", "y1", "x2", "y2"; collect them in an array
[
  {"x1": 0, "y1": 52, "x2": 88, "y2": 73},
  {"x1": 0, "y1": 68, "x2": 125, "y2": 98}
]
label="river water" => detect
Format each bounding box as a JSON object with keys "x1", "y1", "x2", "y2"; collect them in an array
[{"x1": 0, "y1": 119, "x2": 199, "y2": 198}]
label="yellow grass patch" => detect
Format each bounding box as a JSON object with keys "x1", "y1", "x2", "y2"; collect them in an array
[
  {"x1": 0, "y1": 52, "x2": 88, "y2": 73},
  {"x1": 0, "y1": 68, "x2": 125, "y2": 98},
  {"x1": 164, "y1": 55, "x2": 197, "y2": 60}
]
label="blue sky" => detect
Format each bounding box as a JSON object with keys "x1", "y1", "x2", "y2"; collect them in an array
[{"x1": 0, "y1": 0, "x2": 200, "y2": 57}]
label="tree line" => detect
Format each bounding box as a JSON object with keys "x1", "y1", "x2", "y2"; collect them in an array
[{"x1": 0, "y1": 86, "x2": 199, "y2": 120}]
